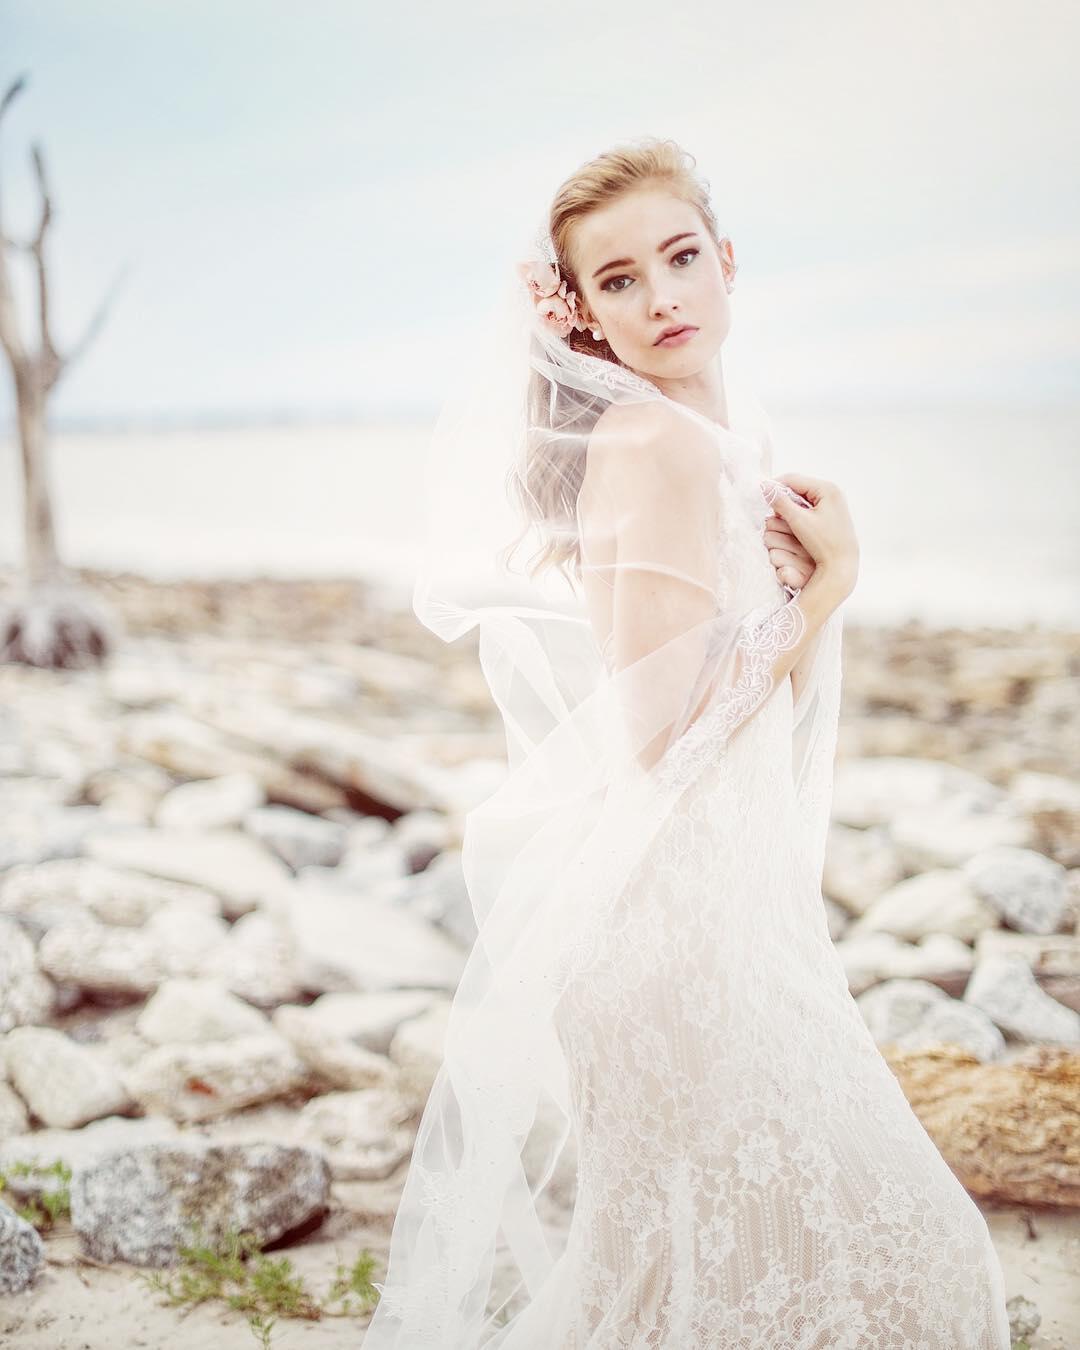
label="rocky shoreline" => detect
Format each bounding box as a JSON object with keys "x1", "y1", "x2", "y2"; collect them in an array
[{"x1": 0, "y1": 567, "x2": 1078, "y2": 1348}]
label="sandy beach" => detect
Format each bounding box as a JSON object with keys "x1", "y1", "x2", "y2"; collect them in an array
[{"x1": 0, "y1": 569, "x2": 1077, "y2": 1349}]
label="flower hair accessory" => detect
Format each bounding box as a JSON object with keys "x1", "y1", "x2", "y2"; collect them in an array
[{"x1": 516, "y1": 258, "x2": 589, "y2": 339}]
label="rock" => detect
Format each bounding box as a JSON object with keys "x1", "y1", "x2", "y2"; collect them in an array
[
  {"x1": 272, "y1": 1004, "x2": 400, "y2": 1091},
  {"x1": 889, "y1": 797, "x2": 1035, "y2": 871},
  {"x1": 284, "y1": 889, "x2": 467, "y2": 993},
  {"x1": 962, "y1": 845, "x2": 1070, "y2": 935},
  {"x1": 38, "y1": 917, "x2": 166, "y2": 997},
  {"x1": 294, "y1": 1089, "x2": 415, "y2": 1180},
  {"x1": 1006, "y1": 1293, "x2": 1042, "y2": 1342},
  {"x1": 0, "y1": 1114, "x2": 181, "y2": 1179},
  {"x1": 1009, "y1": 770, "x2": 1080, "y2": 867},
  {"x1": 84, "y1": 825, "x2": 292, "y2": 919},
  {"x1": 0, "y1": 1080, "x2": 30, "y2": 1136},
  {"x1": 0, "y1": 916, "x2": 53, "y2": 1033},
  {"x1": 882, "y1": 1043, "x2": 1080, "y2": 1206},
  {"x1": 890, "y1": 999, "x2": 1006, "y2": 1062},
  {"x1": 389, "y1": 999, "x2": 452, "y2": 1108},
  {"x1": 975, "y1": 929, "x2": 1080, "y2": 976},
  {"x1": 964, "y1": 954, "x2": 1080, "y2": 1045},
  {"x1": 154, "y1": 771, "x2": 265, "y2": 830},
  {"x1": 847, "y1": 869, "x2": 998, "y2": 943},
  {"x1": 830, "y1": 757, "x2": 1003, "y2": 830},
  {"x1": 294, "y1": 990, "x2": 437, "y2": 1056},
  {"x1": 201, "y1": 908, "x2": 307, "y2": 1008},
  {"x1": 136, "y1": 978, "x2": 271, "y2": 1045},
  {"x1": 399, "y1": 849, "x2": 477, "y2": 949},
  {"x1": 821, "y1": 823, "x2": 905, "y2": 916},
  {"x1": 0, "y1": 856, "x2": 221, "y2": 928},
  {"x1": 0, "y1": 1200, "x2": 44, "y2": 1293},
  {"x1": 121, "y1": 1032, "x2": 311, "y2": 1122},
  {"x1": 855, "y1": 978, "x2": 952, "y2": 1043},
  {"x1": 391, "y1": 809, "x2": 453, "y2": 872},
  {"x1": 0, "y1": 803, "x2": 103, "y2": 871},
  {"x1": 69, "y1": 1141, "x2": 331, "y2": 1266},
  {"x1": 3, "y1": 1027, "x2": 133, "y2": 1129},
  {"x1": 243, "y1": 803, "x2": 348, "y2": 871},
  {"x1": 145, "y1": 902, "x2": 230, "y2": 978}
]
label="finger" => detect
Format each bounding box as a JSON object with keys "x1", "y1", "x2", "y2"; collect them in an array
[
  {"x1": 768, "y1": 546, "x2": 801, "y2": 568},
  {"x1": 775, "y1": 472, "x2": 826, "y2": 502}
]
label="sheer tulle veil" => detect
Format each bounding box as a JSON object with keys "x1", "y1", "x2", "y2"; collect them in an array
[{"x1": 362, "y1": 209, "x2": 846, "y2": 1345}]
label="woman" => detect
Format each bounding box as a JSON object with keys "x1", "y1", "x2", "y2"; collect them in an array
[{"x1": 364, "y1": 138, "x2": 1011, "y2": 1348}]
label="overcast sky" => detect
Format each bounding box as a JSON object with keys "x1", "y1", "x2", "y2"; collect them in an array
[{"x1": 0, "y1": 0, "x2": 1076, "y2": 426}]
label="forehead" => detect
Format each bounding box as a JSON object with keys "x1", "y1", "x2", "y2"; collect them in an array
[{"x1": 571, "y1": 186, "x2": 700, "y2": 268}]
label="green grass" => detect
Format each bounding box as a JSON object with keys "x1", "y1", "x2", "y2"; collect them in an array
[
  {"x1": 1, "y1": 1159, "x2": 380, "y2": 1347},
  {"x1": 137, "y1": 1223, "x2": 381, "y2": 1346},
  {"x1": 0, "y1": 1157, "x2": 72, "y2": 1231}
]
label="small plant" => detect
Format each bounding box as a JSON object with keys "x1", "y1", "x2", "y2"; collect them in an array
[
  {"x1": 137, "y1": 1223, "x2": 381, "y2": 1347},
  {"x1": 0, "y1": 1157, "x2": 72, "y2": 1231}
]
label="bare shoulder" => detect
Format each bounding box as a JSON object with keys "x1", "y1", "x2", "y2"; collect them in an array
[{"x1": 585, "y1": 399, "x2": 717, "y2": 500}]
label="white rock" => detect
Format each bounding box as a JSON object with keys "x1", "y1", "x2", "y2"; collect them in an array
[
  {"x1": 0, "y1": 916, "x2": 53, "y2": 1033},
  {"x1": 243, "y1": 803, "x2": 348, "y2": 871},
  {"x1": 297, "y1": 989, "x2": 437, "y2": 1055},
  {"x1": 294, "y1": 1088, "x2": 415, "y2": 1180},
  {"x1": 38, "y1": 918, "x2": 165, "y2": 997},
  {"x1": 0, "y1": 1080, "x2": 30, "y2": 1136},
  {"x1": 890, "y1": 798, "x2": 1036, "y2": 871},
  {"x1": 202, "y1": 908, "x2": 307, "y2": 1007},
  {"x1": 0, "y1": 1114, "x2": 181, "y2": 1176},
  {"x1": 121, "y1": 1032, "x2": 311, "y2": 1122},
  {"x1": 136, "y1": 978, "x2": 270, "y2": 1045},
  {"x1": 154, "y1": 771, "x2": 265, "y2": 831},
  {"x1": 389, "y1": 999, "x2": 453, "y2": 1107},
  {"x1": 144, "y1": 902, "x2": 230, "y2": 978},
  {"x1": 962, "y1": 846, "x2": 1070, "y2": 935},
  {"x1": 0, "y1": 857, "x2": 220, "y2": 928},
  {"x1": 272, "y1": 1004, "x2": 399, "y2": 1091},
  {"x1": 855, "y1": 978, "x2": 952, "y2": 1044},
  {"x1": 3, "y1": 1027, "x2": 133, "y2": 1129},
  {"x1": 85, "y1": 825, "x2": 292, "y2": 919},
  {"x1": 285, "y1": 889, "x2": 467, "y2": 993},
  {"x1": 831, "y1": 758, "x2": 1003, "y2": 830},
  {"x1": 822, "y1": 823, "x2": 905, "y2": 916},
  {"x1": 963, "y1": 954, "x2": 1080, "y2": 1045},
  {"x1": 847, "y1": 869, "x2": 998, "y2": 943},
  {"x1": 891, "y1": 999, "x2": 1006, "y2": 1062}
]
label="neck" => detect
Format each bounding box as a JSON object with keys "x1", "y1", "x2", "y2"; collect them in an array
[{"x1": 642, "y1": 348, "x2": 729, "y2": 430}]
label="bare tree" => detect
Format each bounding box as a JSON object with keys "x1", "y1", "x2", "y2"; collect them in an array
[{"x1": 0, "y1": 72, "x2": 128, "y2": 668}]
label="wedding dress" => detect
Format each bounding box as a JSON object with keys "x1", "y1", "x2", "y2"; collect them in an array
[{"x1": 362, "y1": 235, "x2": 1012, "y2": 1349}]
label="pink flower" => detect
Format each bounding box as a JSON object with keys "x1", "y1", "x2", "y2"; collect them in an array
[
  {"x1": 517, "y1": 259, "x2": 563, "y2": 299},
  {"x1": 518, "y1": 257, "x2": 590, "y2": 338}
]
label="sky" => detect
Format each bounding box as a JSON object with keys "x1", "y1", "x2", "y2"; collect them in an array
[{"x1": 0, "y1": 0, "x2": 1077, "y2": 427}]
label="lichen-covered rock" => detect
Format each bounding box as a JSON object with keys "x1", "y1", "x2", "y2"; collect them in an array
[
  {"x1": 69, "y1": 1141, "x2": 331, "y2": 1266},
  {"x1": 0, "y1": 1200, "x2": 44, "y2": 1293}
]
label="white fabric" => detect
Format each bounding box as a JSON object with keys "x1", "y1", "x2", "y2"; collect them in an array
[{"x1": 362, "y1": 228, "x2": 1011, "y2": 1348}]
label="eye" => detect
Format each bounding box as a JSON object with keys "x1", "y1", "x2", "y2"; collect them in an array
[{"x1": 599, "y1": 247, "x2": 699, "y2": 293}]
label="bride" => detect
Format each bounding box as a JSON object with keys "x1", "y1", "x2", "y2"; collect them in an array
[{"x1": 363, "y1": 138, "x2": 1011, "y2": 1348}]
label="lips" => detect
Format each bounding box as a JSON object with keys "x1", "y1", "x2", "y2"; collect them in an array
[{"x1": 654, "y1": 325, "x2": 697, "y2": 346}]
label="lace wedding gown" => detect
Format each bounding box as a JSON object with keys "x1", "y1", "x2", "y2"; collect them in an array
[{"x1": 365, "y1": 396, "x2": 1012, "y2": 1349}]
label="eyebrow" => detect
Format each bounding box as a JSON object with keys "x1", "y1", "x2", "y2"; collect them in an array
[{"x1": 591, "y1": 232, "x2": 700, "y2": 280}]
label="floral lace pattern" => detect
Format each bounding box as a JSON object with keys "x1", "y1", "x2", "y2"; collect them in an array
[{"x1": 363, "y1": 436, "x2": 1011, "y2": 1349}]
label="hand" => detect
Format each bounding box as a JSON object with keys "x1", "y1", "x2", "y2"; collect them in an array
[
  {"x1": 764, "y1": 510, "x2": 815, "y2": 591},
  {"x1": 770, "y1": 472, "x2": 859, "y2": 602}
]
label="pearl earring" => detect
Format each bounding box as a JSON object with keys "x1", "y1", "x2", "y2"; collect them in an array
[{"x1": 591, "y1": 327, "x2": 603, "y2": 341}]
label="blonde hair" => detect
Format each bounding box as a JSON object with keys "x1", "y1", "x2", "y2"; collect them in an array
[{"x1": 503, "y1": 137, "x2": 724, "y2": 589}]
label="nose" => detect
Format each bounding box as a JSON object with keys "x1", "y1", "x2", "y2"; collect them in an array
[{"x1": 647, "y1": 278, "x2": 679, "y2": 317}]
